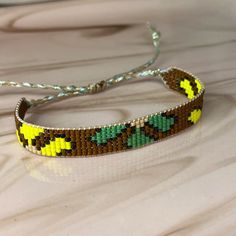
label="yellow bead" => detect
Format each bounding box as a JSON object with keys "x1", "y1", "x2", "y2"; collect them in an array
[
  {"x1": 195, "y1": 79, "x2": 202, "y2": 93},
  {"x1": 60, "y1": 138, "x2": 66, "y2": 149},
  {"x1": 188, "y1": 109, "x2": 202, "y2": 124},
  {"x1": 180, "y1": 79, "x2": 194, "y2": 99},
  {"x1": 51, "y1": 150, "x2": 56, "y2": 157},
  {"x1": 65, "y1": 142, "x2": 71, "y2": 150},
  {"x1": 46, "y1": 145, "x2": 51, "y2": 156}
]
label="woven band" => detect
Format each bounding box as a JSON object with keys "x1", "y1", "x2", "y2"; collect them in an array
[{"x1": 15, "y1": 67, "x2": 205, "y2": 157}]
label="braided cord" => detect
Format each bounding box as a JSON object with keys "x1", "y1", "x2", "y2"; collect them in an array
[{"x1": 0, "y1": 23, "x2": 161, "y2": 107}]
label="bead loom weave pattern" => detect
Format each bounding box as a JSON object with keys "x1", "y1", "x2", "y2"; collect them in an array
[{"x1": 15, "y1": 67, "x2": 205, "y2": 157}]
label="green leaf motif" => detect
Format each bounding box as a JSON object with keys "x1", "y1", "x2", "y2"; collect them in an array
[
  {"x1": 127, "y1": 128, "x2": 154, "y2": 148},
  {"x1": 91, "y1": 124, "x2": 126, "y2": 144},
  {"x1": 148, "y1": 114, "x2": 175, "y2": 132}
]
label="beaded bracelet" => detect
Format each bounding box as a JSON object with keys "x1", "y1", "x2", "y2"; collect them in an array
[
  {"x1": 14, "y1": 67, "x2": 204, "y2": 157},
  {"x1": 1, "y1": 24, "x2": 205, "y2": 157}
]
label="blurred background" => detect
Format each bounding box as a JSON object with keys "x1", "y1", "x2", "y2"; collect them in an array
[{"x1": 0, "y1": 0, "x2": 58, "y2": 5}]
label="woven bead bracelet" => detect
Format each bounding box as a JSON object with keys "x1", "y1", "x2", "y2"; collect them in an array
[
  {"x1": 14, "y1": 67, "x2": 205, "y2": 157},
  {"x1": 1, "y1": 24, "x2": 205, "y2": 157}
]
